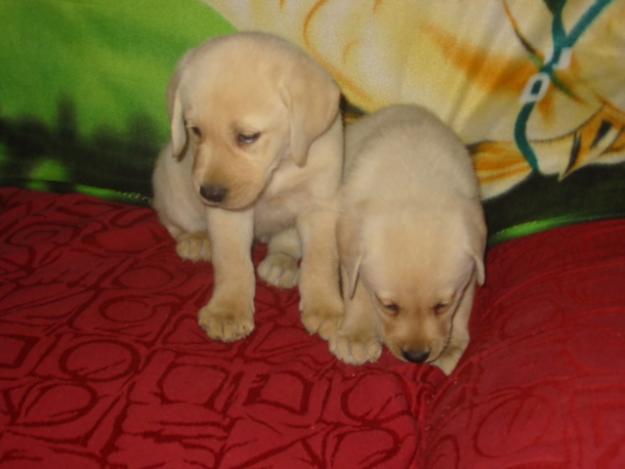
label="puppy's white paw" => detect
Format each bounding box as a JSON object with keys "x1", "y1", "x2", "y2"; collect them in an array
[
  {"x1": 330, "y1": 332, "x2": 382, "y2": 365},
  {"x1": 176, "y1": 233, "x2": 211, "y2": 261},
  {"x1": 198, "y1": 300, "x2": 254, "y2": 342},
  {"x1": 257, "y1": 253, "x2": 299, "y2": 288},
  {"x1": 300, "y1": 298, "x2": 343, "y2": 340},
  {"x1": 430, "y1": 346, "x2": 465, "y2": 375}
]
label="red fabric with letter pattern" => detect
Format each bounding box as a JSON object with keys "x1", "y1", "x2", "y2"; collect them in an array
[{"x1": 1, "y1": 187, "x2": 625, "y2": 468}]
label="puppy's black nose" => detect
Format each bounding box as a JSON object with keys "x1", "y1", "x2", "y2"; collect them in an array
[
  {"x1": 402, "y1": 349, "x2": 430, "y2": 364},
  {"x1": 199, "y1": 185, "x2": 228, "y2": 203}
]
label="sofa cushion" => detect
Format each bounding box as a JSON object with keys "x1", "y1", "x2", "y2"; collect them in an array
[
  {"x1": 426, "y1": 219, "x2": 625, "y2": 468},
  {"x1": 0, "y1": 187, "x2": 440, "y2": 468},
  {"x1": 1, "y1": 187, "x2": 625, "y2": 468}
]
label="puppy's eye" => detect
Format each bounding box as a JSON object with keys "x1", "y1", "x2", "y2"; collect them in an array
[
  {"x1": 433, "y1": 302, "x2": 449, "y2": 315},
  {"x1": 190, "y1": 126, "x2": 202, "y2": 138},
  {"x1": 375, "y1": 295, "x2": 399, "y2": 316},
  {"x1": 236, "y1": 131, "x2": 261, "y2": 146}
]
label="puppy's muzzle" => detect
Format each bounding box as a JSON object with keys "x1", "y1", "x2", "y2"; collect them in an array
[
  {"x1": 199, "y1": 184, "x2": 228, "y2": 204},
  {"x1": 402, "y1": 349, "x2": 430, "y2": 364}
]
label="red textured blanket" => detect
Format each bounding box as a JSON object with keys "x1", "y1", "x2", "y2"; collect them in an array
[{"x1": 2, "y1": 188, "x2": 625, "y2": 468}]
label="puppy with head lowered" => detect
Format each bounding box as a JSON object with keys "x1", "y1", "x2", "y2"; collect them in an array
[
  {"x1": 152, "y1": 32, "x2": 344, "y2": 342},
  {"x1": 331, "y1": 104, "x2": 486, "y2": 375}
]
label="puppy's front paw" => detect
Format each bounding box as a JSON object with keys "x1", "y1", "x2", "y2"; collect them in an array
[
  {"x1": 300, "y1": 298, "x2": 343, "y2": 340},
  {"x1": 176, "y1": 232, "x2": 211, "y2": 261},
  {"x1": 198, "y1": 300, "x2": 254, "y2": 342},
  {"x1": 257, "y1": 253, "x2": 299, "y2": 288},
  {"x1": 431, "y1": 346, "x2": 465, "y2": 376},
  {"x1": 330, "y1": 332, "x2": 382, "y2": 365}
]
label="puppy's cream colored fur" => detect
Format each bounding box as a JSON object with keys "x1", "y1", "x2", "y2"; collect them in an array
[
  {"x1": 330, "y1": 105, "x2": 486, "y2": 375},
  {"x1": 152, "y1": 32, "x2": 344, "y2": 342}
]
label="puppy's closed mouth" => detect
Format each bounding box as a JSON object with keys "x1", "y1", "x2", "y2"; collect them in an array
[
  {"x1": 199, "y1": 197, "x2": 252, "y2": 211},
  {"x1": 199, "y1": 198, "x2": 222, "y2": 208}
]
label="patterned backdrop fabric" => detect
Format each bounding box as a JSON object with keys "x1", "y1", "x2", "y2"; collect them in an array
[
  {"x1": 1, "y1": 1, "x2": 625, "y2": 243},
  {"x1": 2, "y1": 187, "x2": 625, "y2": 468}
]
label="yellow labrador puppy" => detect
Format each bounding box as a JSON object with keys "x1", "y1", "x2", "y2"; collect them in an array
[
  {"x1": 152, "y1": 32, "x2": 344, "y2": 342},
  {"x1": 331, "y1": 104, "x2": 486, "y2": 375}
]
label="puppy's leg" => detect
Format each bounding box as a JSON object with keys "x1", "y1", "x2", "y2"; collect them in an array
[
  {"x1": 155, "y1": 208, "x2": 210, "y2": 262},
  {"x1": 330, "y1": 276, "x2": 382, "y2": 365},
  {"x1": 152, "y1": 147, "x2": 210, "y2": 261},
  {"x1": 432, "y1": 282, "x2": 476, "y2": 375},
  {"x1": 297, "y1": 208, "x2": 343, "y2": 340},
  {"x1": 198, "y1": 208, "x2": 255, "y2": 342},
  {"x1": 176, "y1": 231, "x2": 211, "y2": 261},
  {"x1": 257, "y1": 227, "x2": 301, "y2": 288}
]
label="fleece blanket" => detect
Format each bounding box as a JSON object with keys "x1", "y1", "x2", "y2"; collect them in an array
[{"x1": 1, "y1": 0, "x2": 625, "y2": 242}]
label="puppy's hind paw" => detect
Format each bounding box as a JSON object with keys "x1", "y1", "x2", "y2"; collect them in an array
[
  {"x1": 176, "y1": 232, "x2": 211, "y2": 261},
  {"x1": 330, "y1": 333, "x2": 382, "y2": 365},
  {"x1": 257, "y1": 252, "x2": 299, "y2": 288}
]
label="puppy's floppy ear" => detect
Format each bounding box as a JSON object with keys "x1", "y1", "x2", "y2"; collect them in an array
[
  {"x1": 461, "y1": 200, "x2": 487, "y2": 285},
  {"x1": 337, "y1": 213, "x2": 363, "y2": 299},
  {"x1": 167, "y1": 56, "x2": 190, "y2": 160},
  {"x1": 281, "y1": 56, "x2": 340, "y2": 167}
]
